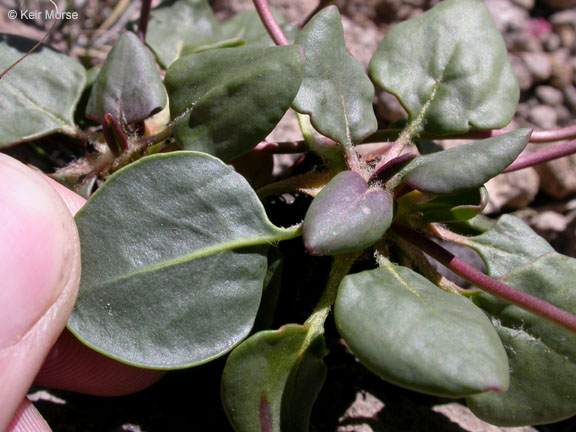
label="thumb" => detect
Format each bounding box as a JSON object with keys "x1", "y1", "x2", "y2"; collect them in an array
[{"x1": 0, "y1": 154, "x2": 81, "y2": 430}]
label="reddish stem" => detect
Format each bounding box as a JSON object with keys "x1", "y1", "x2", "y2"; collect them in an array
[
  {"x1": 370, "y1": 152, "x2": 417, "y2": 183},
  {"x1": 368, "y1": 125, "x2": 576, "y2": 145},
  {"x1": 392, "y1": 223, "x2": 576, "y2": 334},
  {"x1": 137, "y1": 0, "x2": 152, "y2": 42},
  {"x1": 253, "y1": 0, "x2": 290, "y2": 46},
  {"x1": 440, "y1": 125, "x2": 576, "y2": 143},
  {"x1": 102, "y1": 114, "x2": 129, "y2": 156},
  {"x1": 504, "y1": 139, "x2": 576, "y2": 173}
]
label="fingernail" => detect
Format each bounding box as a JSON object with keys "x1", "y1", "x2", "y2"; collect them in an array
[{"x1": 0, "y1": 155, "x2": 72, "y2": 347}]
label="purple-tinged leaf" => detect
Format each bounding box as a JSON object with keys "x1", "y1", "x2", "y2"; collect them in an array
[
  {"x1": 303, "y1": 171, "x2": 393, "y2": 255},
  {"x1": 86, "y1": 32, "x2": 167, "y2": 125},
  {"x1": 221, "y1": 325, "x2": 326, "y2": 432}
]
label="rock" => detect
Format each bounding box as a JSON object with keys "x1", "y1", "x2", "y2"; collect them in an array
[
  {"x1": 510, "y1": 55, "x2": 534, "y2": 91},
  {"x1": 341, "y1": 15, "x2": 381, "y2": 68},
  {"x1": 535, "y1": 85, "x2": 564, "y2": 106},
  {"x1": 333, "y1": 0, "x2": 380, "y2": 26},
  {"x1": 531, "y1": 210, "x2": 570, "y2": 232},
  {"x1": 536, "y1": 152, "x2": 576, "y2": 198},
  {"x1": 484, "y1": 0, "x2": 529, "y2": 32},
  {"x1": 543, "y1": 32, "x2": 562, "y2": 51},
  {"x1": 528, "y1": 105, "x2": 559, "y2": 129},
  {"x1": 433, "y1": 403, "x2": 539, "y2": 432},
  {"x1": 264, "y1": 109, "x2": 303, "y2": 177},
  {"x1": 484, "y1": 168, "x2": 540, "y2": 213},
  {"x1": 337, "y1": 392, "x2": 540, "y2": 432},
  {"x1": 557, "y1": 105, "x2": 573, "y2": 125},
  {"x1": 337, "y1": 391, "x2": 384, "y2": 432},
  {"x1": 550, "y1": 10, "x2": 576, "y2": 49},
  {"x1": 376, "y1": 91, "x2": 408, "y2": 124},
  {"x1": 550, "y1": 49, "x2": 574, "y2": 88},
  {"x1": 564, "y1": 86, "x2": 576, "y2": 113},
  {"x1": 522, "y1": 51, "x2": 553, "y2": 82}
]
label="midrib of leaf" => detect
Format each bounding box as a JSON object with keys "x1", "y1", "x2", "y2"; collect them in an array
[
  {"x1": 175, "y1": 39, "x2": 185, "y2": 62},
  {"x1": 90, "y1": 228, "x2": 299, "y2": 289},
  {"x1": 496, "y1": 319, "x2": 574, "y2": 364},
  {"x1": 375, "y1": 260, "x2": 486, "y2": 374},
  {"x1": 336, "y1": 61, "x2": 352, "y2": 149},
  {"x1": 379, "y1": 258, "x2": 426, "y2": 302},
  {"x1": 3, "y1": 79, "x2": 69, "y2": 126}
]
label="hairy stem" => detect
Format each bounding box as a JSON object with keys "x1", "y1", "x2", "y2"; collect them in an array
[
  {"x1": 392, "y1": 223, "x2": 576, "y2": 334},
  {"x1": 253, "y1": 0, "x2": 290, "y2": 46},
  {"x1": 305, "y1": 253, "x2": 358, "y2": 339}
]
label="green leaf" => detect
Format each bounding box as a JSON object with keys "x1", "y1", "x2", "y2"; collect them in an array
[
  {"x1": 220, "y1": 9, "x2": 298, "y2": 46},
  {"x1": 0, "y1": 34, "x2": 86, "y2": 147},
  {"x1": 398, "y1": 187, "x2": 488, "y2": 223},
  {"x1": 221, "y1": 325, "x2": 327, "y2": 432},
  {"x1": 467, "y1": 253, "x2": 576, "y2": 426},
  {"x1": 144, "y1": 0, "x2": 221, "y2": 68},
  {"x1": 68, "y1": 152, "x2": 296, "y2": 369},
  {"x1": 334, "y1": 262, "x2": 509, "y2": 397},
  {"x1": 369, "y1": 0, "x2": 519, "y2": 135},
  {"x1": 465, "y1": 214, "x2": 554, "y2": 280},
  {"x1": 85, "y1": 32, "x2": 167, "y2": 125},
  {"x1": 401, "y1": 129, "x2": 530, "y2": 194},
  {"x1": 292, "y1": 6, "x2": 377, "y2": 146},
  {"x1": 303, "y1": 171, "x2": 394, "y2": 256},
  {"x1": 165, "y1": 45, "x2": 305, "y2": 162}
]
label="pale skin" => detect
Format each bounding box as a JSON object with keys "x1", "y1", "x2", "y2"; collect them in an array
[{"x1": 0, "y1": 153, "x2": 164, "y2": 431}]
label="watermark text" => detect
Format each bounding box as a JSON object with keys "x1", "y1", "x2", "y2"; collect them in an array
[{"x1": 7, "y1": 9, "x2": 79, "y2": 20}]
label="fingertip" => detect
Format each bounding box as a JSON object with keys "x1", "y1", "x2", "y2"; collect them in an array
[
  {"x1": 6, "y1": 399, "x2": 51, "y2": 432},
  {"x1": 35, "y1": 329, "x2": 166, "y2": 396},
  {"x1": 0, "y1": 154, "x2": 81, "y2": 429}
]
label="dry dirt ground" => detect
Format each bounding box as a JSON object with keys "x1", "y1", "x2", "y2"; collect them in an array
[{"x1": 1, "y1": 0, "x2": 576, "y2": 431}]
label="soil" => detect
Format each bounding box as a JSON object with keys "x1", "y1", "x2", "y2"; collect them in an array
[{"x1": 1, "y1": 0, "x2": 576, "y2": 430}]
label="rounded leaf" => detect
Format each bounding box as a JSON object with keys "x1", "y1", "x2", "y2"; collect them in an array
[
  {"x1": 165, "y1": 45, "x2": 305, "y2": 162},
  {"x1": 369, "y1": 0, "x2": 519, "y2": 135},
  {"x1": 303, "y1": 171, "x2": 393, "y2": 256},
  {"x1": 335, "y1": 264, "x2": 510, "y2": 397},
  {"x1": 0, "y1": 34, "x2": 86, "y2": 147},
  {"x1": 69, "y1": 152, "x2": 292, "y2": 369},
  {"x1": 144, "y1": 0, "x2": 221, "y2": 68}
]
